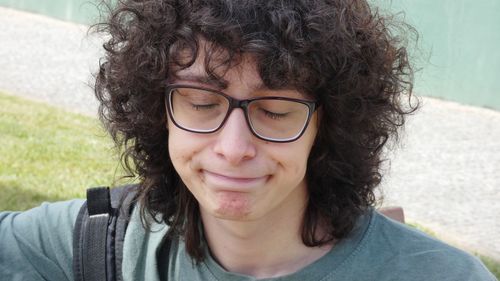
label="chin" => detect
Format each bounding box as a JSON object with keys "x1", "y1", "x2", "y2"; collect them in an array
[
  {"x1": 213, "y1": 210, "x2": 253, "y2": 221},
  {"x1": 209, "y1": 187, "x2": 248, "y2": 208},
  {"x1": 214, "y1": 205, "x2": 252, "y2": 220},
  {"x1": 209, "y1": 195, "x2": 256, "y2": 220}
]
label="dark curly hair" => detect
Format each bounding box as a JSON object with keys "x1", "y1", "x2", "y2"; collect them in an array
[{"x1": 93, "y1": 0, "x2": 418, "y2": 261}]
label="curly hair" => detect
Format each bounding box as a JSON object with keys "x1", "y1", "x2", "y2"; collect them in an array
[{"x1": 93, "y1": 0, "x2": 418, "y2": 261}]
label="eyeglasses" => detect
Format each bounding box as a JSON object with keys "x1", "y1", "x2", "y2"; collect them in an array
[{"x1": 165, "y1": 85, "x2": 319, "y2": 143}]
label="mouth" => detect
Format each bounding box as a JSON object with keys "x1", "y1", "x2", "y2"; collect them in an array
[{"x1": 201, "y1": 170, "x2": 269, "y2": 190}]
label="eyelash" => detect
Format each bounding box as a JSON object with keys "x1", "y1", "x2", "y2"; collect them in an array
[
  {"x1": 191, "y1": 104, "x2": 218, "y2": 110},
  {"x1": 262, "y1": 109, "x2": 287, "y2": 120}
]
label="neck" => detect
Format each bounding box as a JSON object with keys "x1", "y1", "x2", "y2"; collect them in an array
[{"x1": 200, "y1": 199, "x2": 333, "y2": 278}]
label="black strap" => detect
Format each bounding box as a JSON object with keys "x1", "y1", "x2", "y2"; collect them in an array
[
  {"x1": 110, "y1": 185, "x2": 138, "y2": 281},
  {"x1": 73, "y1": 201, "x2": 87, "y2": 281},
  {"x1": 73, "y1": 185, "x2": 140, "y2": 281},
  {"x1": 84, "y1": 187, "x2": 111, "y2": 281},
  {"x1": 73, "y1": 184, "x2": 170, "y2": 281},
  {"x1": 87, "y1": 187, "x2": 111, "y2": 215}
]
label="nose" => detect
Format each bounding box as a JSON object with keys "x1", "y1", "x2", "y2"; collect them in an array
[{"x1": 212, "y1": 109, "x2": 257, "y2": 165}]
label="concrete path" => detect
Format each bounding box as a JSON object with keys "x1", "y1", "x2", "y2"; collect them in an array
[
  {"x1": 380, "y1": 100, "x2": 500, "y2": 261},
  {"x1": 0, "y1": 7, "x2": 101, "y2": 116},
  {"x1": 1, "y1": 7, "x2": 499, "y2": 261}
]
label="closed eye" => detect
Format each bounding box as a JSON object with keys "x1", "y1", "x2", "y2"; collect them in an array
[
  {"x1": 191, "y1": 103, "x2": 219, "y2": 110},
  {"x1": 260, "y1": 108, "x2": 289, "y2": 120}
]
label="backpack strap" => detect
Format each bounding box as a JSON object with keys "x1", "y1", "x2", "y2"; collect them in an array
[
  {"x1": 73, "y1": 184, "x2": 139, "y2": 281},
  {"x1": 110, "y1": 185, "x2": 138, "y2": 281}
]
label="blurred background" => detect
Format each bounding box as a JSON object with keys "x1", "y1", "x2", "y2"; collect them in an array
[
  {"x1": 1, "y1": 0, "x2": 499, "y2": 109},
  {"x1": 0, "y1": 0, "x2": 499, "y2": 275}
]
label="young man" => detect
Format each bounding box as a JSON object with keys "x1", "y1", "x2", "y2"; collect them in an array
[{"x1": 0, "y1": 0, "x2": 496, "y2": 280}]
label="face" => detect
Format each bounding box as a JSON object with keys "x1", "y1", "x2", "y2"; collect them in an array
[{"x1": 167, "y1": 49, "x2": 319, "y2": 222}]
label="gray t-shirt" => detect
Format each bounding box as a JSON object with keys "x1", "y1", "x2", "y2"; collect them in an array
[
  {"x1": 124, "y1": 204, "x2": 496, "y2": 281},
  {"x1": 0, "y1": 199, "x2": 496, "y2": 280}
]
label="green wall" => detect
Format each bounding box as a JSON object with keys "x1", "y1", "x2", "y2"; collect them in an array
[
  {"x1": 376, "y1": 0, "x2": 500, "y2": 110},
  {"x1": 1, "y1": 0, "x2": 499, "y2": 110},
  {"x1": 0, "y1": 0, "x2": 99, "y2": 25}
]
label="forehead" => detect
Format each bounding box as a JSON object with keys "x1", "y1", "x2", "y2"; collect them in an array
[
  {"x1": 168, "y1": 38, "x2": 311, "y2": 99},
  {"x1": 169, "y1": 43, "x2": 262, "y2": 91}
]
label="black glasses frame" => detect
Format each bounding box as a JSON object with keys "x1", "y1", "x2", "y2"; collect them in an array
[{"x1": 165, "y1": 84, "x2": 319, "y2": 143}]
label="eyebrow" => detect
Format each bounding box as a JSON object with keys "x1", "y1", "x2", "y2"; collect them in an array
[
  {"x1": 171, "y1": 72, "x2": 304, "y2": 98},
  {"x1": 171, "y1": 72, "x2": 273, "y2": 93},
  {"x1": 170, "y1": 74, "x2": 308, "y2": 99},
  {"x1": 171, "y1": 73, "x2": 229, "y2": 89}
]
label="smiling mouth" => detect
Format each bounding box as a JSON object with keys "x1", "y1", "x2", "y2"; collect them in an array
[{"x1": 201, "y1": 170, "x2": 269, "y2": 189}]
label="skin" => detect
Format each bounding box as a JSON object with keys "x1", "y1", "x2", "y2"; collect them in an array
[{"x1": 167, "y1": 46, "x2": 332, "y2": 278}]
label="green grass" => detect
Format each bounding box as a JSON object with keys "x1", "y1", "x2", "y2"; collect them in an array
[
  {"x1": 1, "y1": 92, "x2": 499, "y2": 278},
  {"x1": 480, "y1": 255, "x2": 500, "y2": 279},
  {"x1": 0, "y1": 92, "x2": 131, "y2": 211}
]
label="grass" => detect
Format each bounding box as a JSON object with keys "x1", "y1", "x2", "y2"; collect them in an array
[
  {"x1": 0, "y1": 92, "x2": 131, "y2": 211},
  {"x1": 481, "y1": 255, "x2": 500, "y2": 279},
  {"x1": 1, "y1": 92, "x2": 499, "y2": 278}
]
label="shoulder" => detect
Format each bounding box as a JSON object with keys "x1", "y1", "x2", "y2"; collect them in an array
[
  {"x1": 0, "y1": 199, "x2": 85, "y2": 234},
  {"x1": 341, "y1": 210, "x2": 496, "y2": 280},
  {"x1": 0, "y1": 199, "x2": 85, "y2": 281}
]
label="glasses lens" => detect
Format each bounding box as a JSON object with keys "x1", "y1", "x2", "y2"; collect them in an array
[
  {"x1": 247, "y1": 99, "x2": 310, "y2": 141},
  {"x1": 169, "y1": 88, "x2": 229, "y2": 132}
]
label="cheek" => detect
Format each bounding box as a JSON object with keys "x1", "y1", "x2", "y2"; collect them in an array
[
  {"x1": 167, "y1": 125, "x2": 211, "y2": 174},
  {"x1": 168, "y1": 127, "x2": 195, "y2": 170},
  {"x1": 292, "y1": 149, "x2": 311, "y2": 177},
  {"x1": 271, "y1": 127, "x2": 317, "y2": 179},
  {"x1": 268, "y1": 144, "x2": 311, "y2": 179}
]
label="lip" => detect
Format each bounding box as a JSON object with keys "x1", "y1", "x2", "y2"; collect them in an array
[{"x1": 202, "y1": 170, "x2": 269, "y2": 189}]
